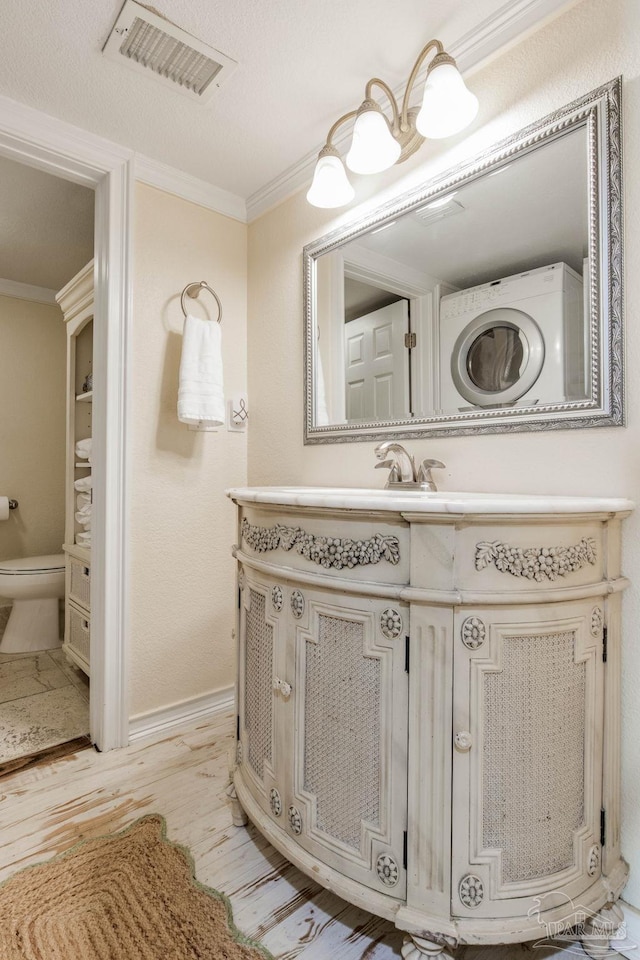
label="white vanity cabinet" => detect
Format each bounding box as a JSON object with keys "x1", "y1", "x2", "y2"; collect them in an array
[{"x1": 228, "y1": 487, "x2": 632, "y2": 958}]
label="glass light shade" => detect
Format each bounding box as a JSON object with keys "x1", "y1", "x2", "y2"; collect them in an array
[
  {"x1": 346, "y1": 108, "x2": 401, "y2": 175},
  {"x1": 415, "y1": 61, "x2": 479, "y2": 139},
  {"x1": 306, "y1": 153, "x2": 355, "y2": 208}
]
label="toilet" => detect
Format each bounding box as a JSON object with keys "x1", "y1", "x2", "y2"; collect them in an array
[{"x1": 0, "y1": 554, "x2": 65, "y2": 653}]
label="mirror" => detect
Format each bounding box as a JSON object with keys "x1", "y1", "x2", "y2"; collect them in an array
[{"x1": 304, "y1": 78, "x2": 622, "y2": 443}]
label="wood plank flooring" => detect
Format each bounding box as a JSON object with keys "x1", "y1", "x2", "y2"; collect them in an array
[{"x1": 0, "y1": 712, "x2": 578, "y2": 959}]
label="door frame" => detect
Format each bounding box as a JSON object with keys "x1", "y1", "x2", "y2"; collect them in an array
[{"x1": 0, "y1": 93, "x2": 133, "y2": 750}]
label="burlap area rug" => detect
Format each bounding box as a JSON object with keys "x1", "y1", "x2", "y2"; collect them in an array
[{"x1": 0, "y1": 813, "x2": 273, "y2": 960}]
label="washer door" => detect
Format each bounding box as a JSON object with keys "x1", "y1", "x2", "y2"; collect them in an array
[{"x1": 450, "y1": 307, "x2": 545, "y2": 407}]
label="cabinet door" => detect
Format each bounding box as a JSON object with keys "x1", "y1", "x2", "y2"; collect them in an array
[
  {"x1": 287, "y1": 586, "x2": 409, "y2": 900},
  {"x1": 451, "y1": 600, "x2": 604, "y2": 919},
  {"x1": 237, "y1": 568, "x2": 283, "y2": 823}
]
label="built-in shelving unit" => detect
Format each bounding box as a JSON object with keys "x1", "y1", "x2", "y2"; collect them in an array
[{"x1": 56, "y1": 260, "x2": 94, "y2": 677}]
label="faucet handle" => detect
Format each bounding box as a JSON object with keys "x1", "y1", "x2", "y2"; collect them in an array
[
  {"x1": 417, "y1": 459, "x2": 445, "y2": 490},
  {"x1": 375, "y1": 459, "x2": 400, "y2": 484}
]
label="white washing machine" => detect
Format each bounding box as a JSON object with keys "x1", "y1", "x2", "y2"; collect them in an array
[{"x1": 438, "y1": 262, "x2": 585, "y2": 412}]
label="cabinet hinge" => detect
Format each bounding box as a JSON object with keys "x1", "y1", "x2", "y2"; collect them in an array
[
  {"x1": 600, "y1": 807, "x2": 606, "y2": 847},
  {"x1": 236, "y1": 715, "x2": 240, "y2": 741},
  {"x1": 403, "y1": 830, "x2": 408, "y2": 870},
  {"x1": 405, "y1": 636, "x2": 410, "y2": 673},
  {"x1": 602, "y1": 627, "x2": 608, "y2": 663},
  {"x1": 404, "y1": 332, "x2": 416, "y2": 349}
]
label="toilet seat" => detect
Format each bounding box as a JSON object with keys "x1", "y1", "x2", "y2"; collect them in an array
[{"x1": 0, "y1": 554, "x2": 65, "y2": 576}]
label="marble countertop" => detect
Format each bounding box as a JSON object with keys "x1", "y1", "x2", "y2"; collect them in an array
[{"x1": 226, "y1": 486, "x2": 635, "y2": 516}]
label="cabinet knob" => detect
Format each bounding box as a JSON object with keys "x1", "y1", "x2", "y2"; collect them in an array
[
  {"x1": 454, "y1": 731, "x2": 473, "y2": 751},
  {"x1": 272, "y1": 676, "x2": 292, "y2": 698}
]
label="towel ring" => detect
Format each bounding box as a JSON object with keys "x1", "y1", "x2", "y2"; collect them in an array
[{"x1": 180, "y1": 281, "x2": 223, "y2": 323}]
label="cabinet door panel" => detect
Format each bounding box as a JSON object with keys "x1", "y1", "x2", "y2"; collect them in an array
[
  {"x1": 451, "y1": 600, "x2": 604, "y2": 919},
  {"x1": 237, "y1": 571, "x2": 281, "y2": 820},
  {"x1": 290, "y1": 590, "x2": 408, "y2": 899}
]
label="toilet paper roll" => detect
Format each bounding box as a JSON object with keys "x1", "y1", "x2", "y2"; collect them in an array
[{"x1": 0, "y1": 497, "x2": 10, "y2": 521}]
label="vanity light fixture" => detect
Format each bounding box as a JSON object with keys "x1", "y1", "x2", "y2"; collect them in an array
[{"x1": 306, "y1": 39, "x2": 478, "y2": 209}]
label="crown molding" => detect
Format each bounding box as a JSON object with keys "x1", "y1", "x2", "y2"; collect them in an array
[
  {"x1": 133, "y1": 155, "x2": 247, "y2": 223},
  {"x1": 0, "y1": 277, "x2": 57, "y2": 304},
  {"x1": 245, "y1": 0, "x2": 578, "y2": 222},
  {"x1": 0, "y1": 92, "x2": 132, "y2": 187},
  {"x1": 0, "y1": 91, "x2": 247, "y2": 223}
]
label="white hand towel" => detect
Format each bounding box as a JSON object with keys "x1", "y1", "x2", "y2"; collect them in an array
[
  {"x1": 177, "y1": 315, "x2": 225, "y2": 426},
  {"x1": 76, "y1": 531, "x2": 92, "y2": 546},
  {"x1": 75, "y1": 512, "x2": 92, "y2": 529},
  {"x1": 76, "y1": 494, "x2": 91, "y2": 509},
  {"x1": 74, "y1": 474, "x2": 92, "y2": 492},
  {"x1": 75, "y1": 438, "x2": 92, "y2": 459}
]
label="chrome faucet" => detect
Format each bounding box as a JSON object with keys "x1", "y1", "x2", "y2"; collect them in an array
[{"x1": 374, "y1": 441, "x2": 445, "y2": 492}]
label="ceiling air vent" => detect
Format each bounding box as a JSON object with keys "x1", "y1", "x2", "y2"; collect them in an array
[{"x1": 103, "y1": 0, "x2": 237, "y2": 103}]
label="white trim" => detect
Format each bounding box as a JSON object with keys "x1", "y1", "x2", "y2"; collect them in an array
[
  {"x1": 0, "y1": 278, "x2": 57, "y2": 304},
  {"x1": 615, "y1": 901, "x2": 640, "y2": 958},
  {"x1": 133, "y1": 155, "x2": 247, "y2": 223},
  {"x1": 245, "y1": 0, "x2": 579, "y2": 221},
  {"x1": 0, "y1": 92, "x2": 133, "y2": 751},
  {"x1": 128, "y1": 687, "x2": 235, "y2": 743},
  {"x1": 450, "y1": 0, "x2": 581, "y2": 74}
]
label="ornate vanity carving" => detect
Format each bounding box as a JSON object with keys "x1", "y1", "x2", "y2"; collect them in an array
[{"x1": 228, "y1": 486, "x2": 632, "y2": 958}]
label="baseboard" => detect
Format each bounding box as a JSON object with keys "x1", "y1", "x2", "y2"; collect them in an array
[
  {"x1": 614, "y1": 901, "x2": 640, "y2": 958},
  {"x1": 128, "y1": 686, "x2": 235, "y2": 744}
]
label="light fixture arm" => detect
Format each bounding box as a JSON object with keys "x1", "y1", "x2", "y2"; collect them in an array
[
  {"x1": 324, "y1": 109, "x2": 358, "y2": 149},
  {"x1": 400, "y1": 39, "x2": 454, "y2": 130},
  {"x1": 364, "y1": 78, "x2": 401, "y2": 134}
]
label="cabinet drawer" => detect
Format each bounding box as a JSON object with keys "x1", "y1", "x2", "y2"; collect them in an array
[
  {"x1": 67, "y1": 602, "x2": 90, "y2": 672},
  {"x1": 69, "y1": 557, "x2": 91, "y2": 610}
]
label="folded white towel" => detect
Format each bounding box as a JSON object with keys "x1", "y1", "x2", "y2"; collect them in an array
[
  {"x1": 76, "y1": 500, "x2": 91, "y2": 516},
  {"x1": 76, "y1": 493, "x2": 91, "y2": 508},
  {"x1": 76, "y1": 531, "x2": 92, "y2": 546},
  {"x1": 75, "y1": 512, "x2": 92, "y2": 529},
  {"x1": 177, "y1": 315, "x2": 225, "y2": 426},
  {"x1": 74, "y1": 474, "x2": 92, "y2": 492},
  {"x1": 75, "y1": 438, "x2": 92, "y2": 459}
]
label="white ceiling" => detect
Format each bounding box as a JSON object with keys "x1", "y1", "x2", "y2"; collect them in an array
[
  {"x1": 0, "y1": 0, "x2": 574, "y2": 206},
  {"x1": 353, "y1": 124, "x2": 588, "y2": 290}
]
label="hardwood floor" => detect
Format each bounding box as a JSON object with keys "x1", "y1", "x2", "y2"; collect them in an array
[{"x1": 0, "y1": 712, "x2": 579, "y2": 959}]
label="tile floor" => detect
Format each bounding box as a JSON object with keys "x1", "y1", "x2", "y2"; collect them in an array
[{"x1": 0, "y1": 648, "x2": 89, "y2": 762}]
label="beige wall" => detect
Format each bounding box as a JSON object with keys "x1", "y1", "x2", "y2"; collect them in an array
[
  {"x1": 130, "y1": 184, "x2": 247, "y2": 720},
  {"x1": 0, "y1": 294, "x2": 66, "y2": 568},
  {"x1": 247, "y1": 0, "x2": 640, "y2": 905}
]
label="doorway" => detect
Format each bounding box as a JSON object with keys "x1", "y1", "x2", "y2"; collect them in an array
[
  {"x1": 0, "y1": 157, "x2": 93, "y2": 762},
  {"x1": 0, "y1": 97, "x2": 132, "y2": 750}
]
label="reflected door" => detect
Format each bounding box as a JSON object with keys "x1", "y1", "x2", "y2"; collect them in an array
[{"x1": 344, "y1": 301, "x2": 409, "y2": 422}]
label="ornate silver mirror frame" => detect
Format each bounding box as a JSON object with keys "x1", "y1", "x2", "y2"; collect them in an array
[{"x1": 303, "y1": 78, "x2": 622, "y2": 444}]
